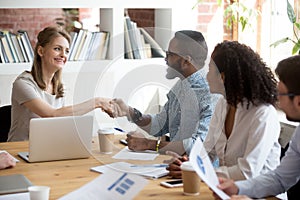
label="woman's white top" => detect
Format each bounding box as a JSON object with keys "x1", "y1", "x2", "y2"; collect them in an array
[
  {"x1": 204, "y1": 96, "x2": 281, "y2": 180},
  {"x1": 8, "y1": 71, "x2": 65, "y2": 141}
]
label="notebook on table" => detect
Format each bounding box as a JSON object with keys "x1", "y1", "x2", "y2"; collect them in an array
[
  {"x1": 18, "y1": 115, "x2": 93, "y2": 163},
  {"x1": 0, "y1": 174, "x2": 32, "y2": 195}
]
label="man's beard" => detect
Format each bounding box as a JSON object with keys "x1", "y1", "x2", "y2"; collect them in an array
[{"x1": 165, "y1": 62, "x2": 183, "y2": 80}]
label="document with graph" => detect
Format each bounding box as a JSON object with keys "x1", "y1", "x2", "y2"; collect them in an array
[
  {"x1": 189, "y1": 138, "x2": 229, "y2": 200},
  {"x1": 59, "y1": 169, "x2": 148, "y2": 200}
]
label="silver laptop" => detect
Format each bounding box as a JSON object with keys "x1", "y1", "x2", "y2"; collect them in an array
[{"x1": 18, "y1": 115, "x2": 93, "y2": 162}]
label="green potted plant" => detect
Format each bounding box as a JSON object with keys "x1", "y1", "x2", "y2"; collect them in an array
[
  {"x1": 271, "y1": 0, "x2": 300, "y2": 55},
  {"x1": 195, "y1": 0, "x2": 259, "y2": 31}
]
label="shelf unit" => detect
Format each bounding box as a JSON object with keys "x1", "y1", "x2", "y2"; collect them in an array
[{"x1": 0, "y1": 0, "x2": 197, "y2": 127}]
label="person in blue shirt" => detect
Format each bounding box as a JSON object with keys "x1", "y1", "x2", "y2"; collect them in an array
[
  {"x1": 216, "y1": 55, "x2": 300, "y2": 200},
  {"x1": 111, "y1": 30, "x2": 218, "y2": 155}
]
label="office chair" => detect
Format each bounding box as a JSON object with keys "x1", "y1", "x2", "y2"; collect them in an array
[{"x1": 0, "y1": 105, "x2": 11, "y2": 142}]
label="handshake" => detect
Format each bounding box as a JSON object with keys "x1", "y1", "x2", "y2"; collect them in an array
[{"x1": 99, "y1": 98, "x2": 131, "y2": 119}]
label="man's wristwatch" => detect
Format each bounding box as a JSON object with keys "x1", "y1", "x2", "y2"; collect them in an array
[{"x1": 130, "y1": 108, "x2": 143, "y2": 123}]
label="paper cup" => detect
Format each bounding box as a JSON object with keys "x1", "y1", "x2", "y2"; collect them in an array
[
  {"x1": 180, "y1": 161, "x2": 200, "y2": 195},
  {"x1": 98, "y1": 128, "x2": 115, "y2": 154},
  {"x1": 28, "y1": 186, "x2": 50, "y2": 200}
]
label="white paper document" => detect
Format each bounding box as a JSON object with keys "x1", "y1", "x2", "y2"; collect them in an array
[
  {"x1": 91, "y1": 161, "x2": 168, "y2": 179},
  {"x1": 59, "y1": 169, "x2": 148, "y2": 200},
  {"x1": 189, "y1": 138, "x2": 230, "y2": 200},
  {"x1": 113, "y1": 147, "x2": 158, "y2": 160}
]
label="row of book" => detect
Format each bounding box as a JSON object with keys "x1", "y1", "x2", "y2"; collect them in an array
[
  {"x1": 68, "y1": 29, "x2": 110, "y2": 61},
  {"x1": 124, "y1": 16, "x2": 165, "y2": 59},
  {"x1": 0, "y1": 28, "x2": 110, "y2": 64},
  {"x1": 1, "y1": 20, "x2": 162, "y2": 63},
  {"x1": 0, "y1": 30, "x2": 34, "y2": 63}
]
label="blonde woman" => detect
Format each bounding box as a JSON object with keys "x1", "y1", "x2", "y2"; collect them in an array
[{"x1": 8, "y1": 26, "x2": 113, "y2": 141}]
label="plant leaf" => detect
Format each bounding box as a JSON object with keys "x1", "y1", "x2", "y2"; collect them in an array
[
  {"x1": 270, "y1": 37, "x2": 290, "y2": 47},
  {"x1": 287, "y1": 0, "x2": 296, "y2": 23},
  {"x1": 295, "y1": 22, "x2": 300, "y2": 30},
  {"x1": 292, "y1": 43, "x2": 300, "y2": 54},
  {"x1": 240, "y1": 17, "x2": 247, "y2": 31}
]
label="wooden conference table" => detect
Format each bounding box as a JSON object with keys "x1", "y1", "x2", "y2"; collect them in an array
[
  {"x1": 0, "y1": 136, "x2": 278, "y2": 200},
  {"x1": 0, "y1": 135, "x2": 214, "y2": 200}
]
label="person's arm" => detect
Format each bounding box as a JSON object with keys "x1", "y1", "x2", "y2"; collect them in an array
[
  {"x1": 235, "y1": 126, "x2": 300, "y2": 198},
  {"x1": 126, "y1": 131, "x2": 186, "y2": 154},
  {"x1": 0, "y1": 152, "x2": 16, "y2": 169},
  {"x1": 23, "y1": 97, "x2": 113, "y2": 117},
  {"x1": 111, "y1": 98, "x2": 152, "y2": 132},
  {"x1": 178, "y1": 80, "x2": 215, "y2": 154},
  {"x1": 13, "y1": 77, "x2": 114, "y2": 117}
]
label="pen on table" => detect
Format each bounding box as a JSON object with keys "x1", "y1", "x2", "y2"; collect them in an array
[
  {"x1": 130, "y1": 164, "x2": 168, "y2": 168},
  {"x1": 114, "y1": 127, "x2": 125, "y2": 133}
]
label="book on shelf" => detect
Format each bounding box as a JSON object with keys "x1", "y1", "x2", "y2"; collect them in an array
[
  {"x1": 69, "y1": 29, "x2": 110, "y2": 61},
  {"x1": 124, "y1": 18, "x2": 134, "y2": 59},
  {"x1": 84, "y1": 31, "x2": 97, "y2": 60},
  {"x1": 73, "y1": 29, "x2": 88, "y2": 61},
  {"x1": 16, "y1": 34, "x2": 29, "y2": 62},
  {"x1": 124, "y1": 16, "x2": 141, "y2": 59},
  {"x1": 0, "y1": 38, "x2": 9, "y2": 63},
  {"x1": 124, "y1": 16, "x2": 165, "y2": 59},
  {"x1": 100, "y1": 32, "x2": 110, "y2": 60},
  {"x1": 78, "y1": 30, "x2": 93, "y2": 61},
  {"x1": 0, "y1": 30, "x2": 19, "y2": 63},
  {"x1": 139, "y1": 28, "x2": 165, "y2": 58},
  {"x1": 0, "y1": 32, "x2": 14, "y2": 63},
  {"x1": 17, "y1": 30, "x2": 34, "y2": 62},
  {"x1": 10, "y1": 33, "x2": 26, "y2": 62},
  {"x1": 68, "y1": 31, "x2": 78, "y2": 61},
  {"x1": 0, "y1": 29, "x2": 34, "y2": 63}
]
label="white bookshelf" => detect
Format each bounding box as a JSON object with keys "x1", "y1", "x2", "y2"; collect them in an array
[{"x1": 0, "y1": 0, "x2": 197, "y2": 128}]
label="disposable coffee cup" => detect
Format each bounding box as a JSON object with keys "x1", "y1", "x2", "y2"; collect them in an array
[
  {"x1": 98, "y1": 128, "x2": 115, "y2": 154},
  {"x1": 28, "y1": 186, "x2": 50, "y2": 200},
  {"x1": 180, "y1": 161, "x2": 201, "y2": 196}
]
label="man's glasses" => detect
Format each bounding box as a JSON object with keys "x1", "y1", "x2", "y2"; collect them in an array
[
  {"x1": 277, "y1": 93, "x2": 299, "y2": 97},
  {"x1": 165, "y1": 51, "x2": 182, "y2": 58}
]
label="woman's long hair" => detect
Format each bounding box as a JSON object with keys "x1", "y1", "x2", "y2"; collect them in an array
[
  {"x1": 31, "y1": 26, "x2": 71, "y2": 98},
  {"x1": 211, "y1": 41, "x2": 278, "y2": 108}
]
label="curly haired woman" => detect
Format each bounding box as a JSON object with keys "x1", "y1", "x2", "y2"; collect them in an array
[{"x1": 167, "y1": 41, "x2": 281, "y2": 182}]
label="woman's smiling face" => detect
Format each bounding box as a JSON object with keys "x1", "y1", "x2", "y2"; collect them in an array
[{"x1": 38, "y1": 36, "x2": 70, "y2": 72}]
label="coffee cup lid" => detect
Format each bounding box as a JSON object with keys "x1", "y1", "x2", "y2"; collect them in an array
[
  {"x1": 180, "y1": 161, "x2": 195, "y2": 171},
  {"x1": 98, "y1": 128, "x2": 115, "y2": 134}
]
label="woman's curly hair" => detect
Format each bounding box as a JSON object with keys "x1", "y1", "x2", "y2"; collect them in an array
[{"x1": 211, "y1": 41, "x2": 278, "y2": 107}]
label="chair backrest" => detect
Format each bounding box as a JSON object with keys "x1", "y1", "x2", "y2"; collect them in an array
[
  {"x1": 0, "y1": 105, "x2": 11, "y2": 142},
  {"x1": 279, "y1": 121, "x2": 296, "y2": 159}
]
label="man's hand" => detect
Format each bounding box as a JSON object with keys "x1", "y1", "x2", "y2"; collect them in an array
[
  {"x1": 0, "y1": 152, "x2": 16, "y2": 169},
  {"x1": 163, "y1": 151, "x2": 189, "y2": 179},
  {"x1": 126, "y1": 131, "x2": 153, "y2": 151},
  {"x1": 110, "y1": 98, "x2": 130, "y2": 118},
  {"x1": 217, "y1": 177, "x2": 239, "y2": 196}
]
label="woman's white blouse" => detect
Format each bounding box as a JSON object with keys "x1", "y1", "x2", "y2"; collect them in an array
[{"x1": 204, "y1": 96, "x2": 281, "y2": 180}]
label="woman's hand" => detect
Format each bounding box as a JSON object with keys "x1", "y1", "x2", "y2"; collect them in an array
[
  {"x1": 163, "y1": 151, "x2": 189, "y2": 179},
  {"x1": 95, "y1": 97, "x2": 114, "y2": 117}
]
